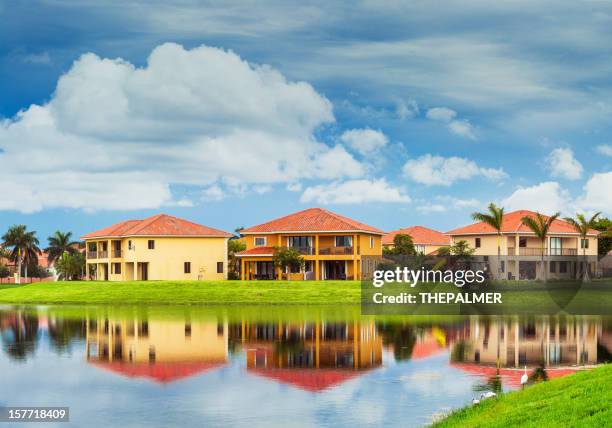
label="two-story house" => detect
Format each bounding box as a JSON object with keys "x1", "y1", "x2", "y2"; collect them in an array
[
  {"x1": 81, "y1": 214, "x2": 232, "y2": 281},
  {"x1": 236, "y1": 208, "x2": 384, "y2": 280},
  {"x1": 446, "y1": 210, "x2": 599, "y2": 280},
  {"x1": 382, "y1": 226, "x2": 450, "y2": 255}
]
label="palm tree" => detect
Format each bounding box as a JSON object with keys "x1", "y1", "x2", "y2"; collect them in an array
[
  {"x1": 1, "y1": 225, "x2": 41, "y2": 282},
  {"x1": 520, "y1": 212, "x2": 560, "y2": 281},
  {"x1": 46, "y1": 231, "x2": 79, "y2": 266},
  {"x1": 564, "y1": 212, "x2": 601, "y2": 282},
  {"x1": 472, "y1": 203, "x2": 505, "y2": 279}
]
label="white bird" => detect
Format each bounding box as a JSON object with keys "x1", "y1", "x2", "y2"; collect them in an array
[
  {"x1": 472, "y1": 399, "x2": 480, "y2": 405},
  {"x1": 521, "y1": 366, "x2": 528, "y2": 386},
  {"x1": 480, "y1": 391, "x2": 497, "y2": 399}
]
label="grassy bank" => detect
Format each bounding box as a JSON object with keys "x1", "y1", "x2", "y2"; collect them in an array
[
  {"x1": 0, "y1": 280, "x2": 361, "y2": 305},
  {"x1": 433, "y1": 364, "x2": 612, "y2": 427}
]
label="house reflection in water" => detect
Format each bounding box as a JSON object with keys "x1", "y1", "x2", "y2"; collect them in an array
[
  {"x1": 86, "y1": 317, "x2": 228, "y2": 383},
  {"x1": 450, "y1": 318, "x2": 610, "y2": 387},
  {"x1": 229, "y1": 321, "x2": 383, "y2": 392}
]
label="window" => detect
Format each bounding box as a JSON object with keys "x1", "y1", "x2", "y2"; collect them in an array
[
  {"x1": 148, "y1": 240, "x2": 155, "y2": 249},
  {"x1": 560, "y1": 261, "x2": 568, "y2": 273},
  {"x1": 475, "y1": 238, "x2": 481, "y2": 248},
  {"x1": 335, "y1": 236, "x2": 353, "y2": 247},
  {"x1": 581, "y1": 239, "x2": 589, "y2": 249},
  {"x1": 112, "y1": 263, "x2": 121, "y2": 274},
  {"x1": 128, "y1": 240, "x2": 133, "y2": 250},
  {"x1": 289, "y1": 264, "x2": 301, "y2": 273},
  {"x1": 254, "y1": 237, "x2": 266, "y2": 246},
  {"x1": 184, "y1": 262, "x2": 191, "y2": 274},
  {"x1": 550, "y1": 261, "x2": 557, "y2": 273},
  {"x1": 550, "y1": 237, "x2": 562, "y2": 256},
  {"x1": 185, "y1": 324, "x2": 191, "y2": 338},
  {"x1": 369, "y1": 236, "x2": 374, "y2": 249},
  {"x1": 217, "y1": 262, "x2": 223, "y2": 273},
  {"x1": 519, "y1": 237, "x2": 527, "y2": 248},
  {"x1": 501, "y1": 261, "x2": 505, "y2": 273},
  {"x1": 304, "y1": 261, "x2": 313, "y2": 272},
  {"x1": 415, "y1": 244, "x2": 426, "y2": 254}
]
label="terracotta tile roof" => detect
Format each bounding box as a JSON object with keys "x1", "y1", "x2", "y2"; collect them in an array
[
  {"x1": 241, "y1": 208, "x2": 384, "y2": 235},
  {"x1": 235, "y1": 246, "x2": 276, "y2": 257},
  {"x1": 90, "y1": 361, "x2": 225, "y2": 384},
  {"x1": 382, "y1": 226, "x2": 450, "y2": 246},
  {"x1": 249, "y1": 367, "x2": 364, "y2": 392},
  {"x1": 81, "y1": 214, "x2": 232, "y2": 239},
  {"x1": 446, "y1": 210, "x2": 600, "y2": 236}
]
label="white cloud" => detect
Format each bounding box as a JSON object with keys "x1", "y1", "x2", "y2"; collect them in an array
[
  {"x1": 425, "y1": 107, "x2": 476, "y2": 140},
  {"x1": 0, "y1": 43, "x2": 366, "y2": 212},
  {"x1": 545, "y1": 147, "x2": 583, "y2": 180},
  {"x1": 340, "y1": 128, "x2": 389, "y2": 155},
  {"x1": 253, "y1": 184, "x2": 273, "y2": 194},
  {"x1": 416, "y1": 196, "x2": 481, "y2": 213},
  {"x1": 395, "y1": 99, "x2": 419, "y2": 119},
  {"x1": 426, "y1": 107, "x2": 456, "y2": 122},
  {"x1": 202, "y1": 185, "x2": 225, "y2": 201},
  {"x1": 402, "y1": 154, "x2": 507, "y2": 186},
  {"x1": 578, "y1": 172, "x2": 612, "y2": 215},
  {"x1": 448, "y1": 120, "x2": 476, "y2": 140},
  {"x1": 596, "y1": 144, "x2": 612, "y2": 157},
  {"x1": 286, "y1": 182, "x2": 302, "y2": 192},
  {"x1": 300, "y1": 179, "x2": 410, "y2": 204},
  {"x1": 501, "y1": 182, "x2": 572, "y2": 214}
]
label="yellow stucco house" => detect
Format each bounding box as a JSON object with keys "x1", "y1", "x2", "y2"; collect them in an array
[
  {"x1": 446, "y1": 209, "x2": 600, "y2": 280},
  {"x1": 81, "y1": 214, "x2": 232, "y2": 281},
  {"x1": 236, "y1": 208, "x2": 384, "y2": 280}
]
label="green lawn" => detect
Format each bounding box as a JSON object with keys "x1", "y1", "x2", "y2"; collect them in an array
[
  {"x1": 433, "y1": 364, "x2": 612, "y2": 427},
  {"x1": 0, "y1": 280, "x2": 361, "y2": 305}
]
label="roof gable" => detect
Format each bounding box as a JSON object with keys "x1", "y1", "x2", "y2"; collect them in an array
[
  {"x1": 240, "y1": 208, "x2": 384, "y2": 235},
  {"x1": 446, "y1": 210, "x2": 599, "y2": 236},
  {"x1": 81, "y1": 214, "x2": 232, "y2": 239}
]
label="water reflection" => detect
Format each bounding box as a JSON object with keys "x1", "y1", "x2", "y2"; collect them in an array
[{"x1": 1, "y1": 309, "x2": 610, "y2": 390}]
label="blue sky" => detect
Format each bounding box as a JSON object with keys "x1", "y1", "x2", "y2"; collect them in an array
[{"x1": 1, "y1": 1, "x2": 612, "y2": 240}]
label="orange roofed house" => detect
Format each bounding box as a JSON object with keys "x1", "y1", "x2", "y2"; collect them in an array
[
  {"x1": 382, "y1": 226, "x2": 450, "y2": 255},
  {"x1": 81, "y1": 214, "x2": 232, "y2": 281},
  {"x1": 236, "y1": 208, "x2": 384, "y2": 280},
  {"x1": 446, "y1": 210, "x2": 600, "y2": 280}
]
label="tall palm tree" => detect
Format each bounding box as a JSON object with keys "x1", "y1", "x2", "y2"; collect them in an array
[
  {"x1": 1, "y1": 225, "x2": 41, "y2": 282},
  {"x1": 46, "y1": 231, "x2": 79, "y2": 265},
  {"x1": 520, "y1": 212, "x2": 560, "y2": 281},
  {"x1": 564, "y1": 212, "x2": 601, "y2": 282},
  {"x1": 472, "y1": 203, "x2": 505, "y2": 279}
]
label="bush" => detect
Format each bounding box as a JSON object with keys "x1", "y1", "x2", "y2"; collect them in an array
[{"x1": 0, "y1": 264, "x2": 9, "y2": 278}]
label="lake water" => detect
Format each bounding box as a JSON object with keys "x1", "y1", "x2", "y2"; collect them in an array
[{"x1": 1, "y1": 306, "x2": 610, "y2": 427}]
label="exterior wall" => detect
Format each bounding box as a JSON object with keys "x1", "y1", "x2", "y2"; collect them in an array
[
  {"x1": 85, "y1": 236, "x2": 228, "y2": 281},
  {"x1": 450, "y1": 234, "x2": 598, "y2": 257}
]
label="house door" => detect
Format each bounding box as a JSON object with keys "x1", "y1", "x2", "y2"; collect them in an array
[
  {"x1": 324, "y1": 261, "x2": 347, "y2": 280},
  {"x1": 140, "y1": 263, "x2": 148, "y2": 281},
  {"x1": 104, "y1": 264, "x2": 109, "y2": 281}
]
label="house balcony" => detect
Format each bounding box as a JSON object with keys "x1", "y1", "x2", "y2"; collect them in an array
[
  {"x1": 318, "y1": 246, "x2": 354, "y2": 255},
  {"x1": 98, "y1": 251, "x2": 108, "y2": 259},
  {"x1": 111, "y1": 250, "x2": 122, "y2": 258},
  {"x1": 87, "y1": 251, "x2": 98, "y2": 259},
  {"x1": 507, "y1": 247, "x2": 578, "y2": 256},
  {"x1": 284, "y1": 246, "x2": 315, "y2": 255}
]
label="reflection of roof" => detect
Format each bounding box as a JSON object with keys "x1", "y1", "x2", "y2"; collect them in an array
[
  {"x1": 249, "y1": 368, "x2": 365, "y2": 392},
  {"x1": 90, "y1": 361, "x2": 225, "y2": 383},
  {"x1": 235, "y1": 246, "x2": 275, "y2": 257},
  {"x1": 447, "y1": 210, "x2": 599, "y2": 236},
  {"x1": 451, "y1": 363, "x2": 582, "y2": 387},
  {"x1": 241, "y1": 208, "x2": 384, "y2": 235},
  {"x1": 382, "y1": 226, "x2": 450, "y2": 246},
  {"x1": 81, "y1": 214, "x2": 232, "y2": 239},
  {"x1": 411, "y1": 340, "x2": 446, "y2": 360}
]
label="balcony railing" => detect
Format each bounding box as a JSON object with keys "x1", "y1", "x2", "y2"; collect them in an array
[
  {"x1": 507, "y1": 247, "x2": 578, "y2": 256},
  {"x1": 87, "y1": 251, "x2": 97, "y2": 259},
  {"x1": 98, "y1": 251, "x2": 108, "y2": 258},
  {"x1": 284, "y1": 246, "x2": 314, "y2": 255},
  {"x1": 112, "y1": 250, "x2": 122, "y2": 258},
  {"x1": 319, "y1": 246, "x2": 354, "y2": 255}
]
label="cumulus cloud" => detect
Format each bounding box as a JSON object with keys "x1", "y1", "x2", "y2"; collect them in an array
[
  {"x1": 0, "y1": 43, "x2": 367, "y2": 212},
  {"x1": 300, "y1": 179, "x2": 409, "y2": 204},
  {"x1": 340, "y1": 128, "x2": 389, "y2": 155},
  {"x1": 416, "y1": 196, "x2": 480, "y2": 213},
  {"x1": 501, "y1": 182, "x2": 572, "y2": 214},
  {"x1": 425, "y1": 107, "x2": 476, "y2": 140},
  {"x1": 286, "y1": 182, "x2": 302, "y2": 192},
  {"x1": 545, "y1": 147, "x2": 583, "y2": 180},
  {"x1": 402, "y1": 154, "x2": 507, "y2": 186},
  {"x1": 578, "y1": 172, "x2": 612, "y2": 214},
  {"x1": 596, "y1": 144, "x2": 612, "y2": 157}
]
